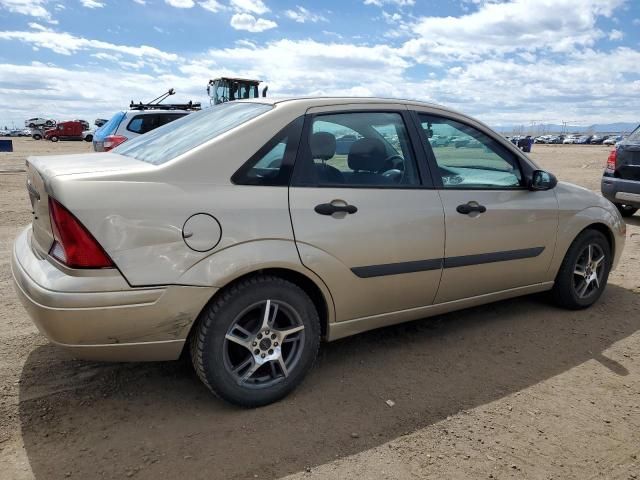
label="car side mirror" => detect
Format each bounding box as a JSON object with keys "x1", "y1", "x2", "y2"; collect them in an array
[{"x1": 529, "y1": 169, "x2": 557, "y2": 191}]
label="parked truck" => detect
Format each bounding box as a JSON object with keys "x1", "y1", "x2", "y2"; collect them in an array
[{"x1": 44, "y1": 121, "x2": 85, "y2": 142}]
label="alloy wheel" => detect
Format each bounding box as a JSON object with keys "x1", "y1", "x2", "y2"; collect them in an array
[
  {"x1": 573, "y1": 243, "x2": 606, "y2": 299},
  {"x1": 223, "y1": 299, "x2": 305, "y2": 389}
]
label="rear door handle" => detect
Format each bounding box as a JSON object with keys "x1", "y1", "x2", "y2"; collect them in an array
[
  {"x1": 456, "y1": 202, "x2": 487, "y2": 215},
  {"x1": 314, "y1": 203, "x2": 358, "y2": 215}
]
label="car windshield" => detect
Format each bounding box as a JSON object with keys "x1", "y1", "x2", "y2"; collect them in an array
[
  {"x1": 114, "y1": 102, "x2": 272, "y2": 165},
  {"x1": 627, "y1": 125, "x2": 640, "y2": 142}
]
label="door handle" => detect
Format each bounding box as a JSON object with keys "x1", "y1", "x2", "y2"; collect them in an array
[
  {"x1": 314, "y1": 203, "x2": 358, "y2": 216},
  {"x1": 456, "y1": 202, "x2": 487, "y2": 215}
]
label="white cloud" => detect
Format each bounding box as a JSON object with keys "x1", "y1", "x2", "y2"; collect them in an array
[
  {"x1": 608, "y1": 29, "x2": 623, "y2": 40},
  {"x1": 164, "y1": 0, "x2": 194, "y2": 8},
  {"x1": 27, "y1": 22, "x2": 48, "y2": 31},
  {"x1": 0, "y1": 0, "x2": 51, "y2": 20},
  {"x1": 364, "y1": 0, "x2": 414, "y2": 7},
  {"x1": 0, "y1": 28, "x2": 178, "y2": 61},
  {"x1": 284, "y1": 6, "x2": 327, "y2": 23},
  {"x1": 199, "y1": 0, "x2": 224, "y2": 12},
  {"x1": 230, "y1": 13, "x2": 276, "y2": 32},
  {"x1": 230, "y1": 0, "x2": 269, "y2": 15},
  {"x1": 80, "y1": 0, "x2": 105, "y2": 8},
  {"x1": 402, "y1": 0, "x2": 625, "y2": 63},
  {"x1": 133, "y1": 0, "x2": 146, "y2": 4}
]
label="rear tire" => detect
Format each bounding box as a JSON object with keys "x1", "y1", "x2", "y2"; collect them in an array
[
  {"x1": 84, "y1": 135, "x2": 93, "y2": 142},
  {"x1": 551, "y1": 229, "x2": 611, "y2": 310},
  {"x1": 190, "y1": 275, "x2": 320, "y2": 407},
  {"x1": 32, "y1": 134, "x2": 42, "y2": 140},
  {"x1": 50, "y1": 136, "x2": 59, "y2": 142},
  {"x1": 615, "y1": 203, "x2": 638, "y2": 217}
]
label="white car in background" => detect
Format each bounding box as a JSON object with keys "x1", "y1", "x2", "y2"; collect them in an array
[
  {"x1": 93, "y1": 105, "x2": 199, "y2": 151},
  {"x1": 82, "y1": 129, "x2": 95, "y2": 142},
  {"x1": 563, "y1": 135, "x2": 578, "y2": 144},
  {"x1": 24, "y1": 117, "x2": 55, "y2": 128}
]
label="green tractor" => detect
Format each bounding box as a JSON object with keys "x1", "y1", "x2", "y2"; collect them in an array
[{"x1": 206, "y1": 77, "x2": 268, "y2": 105}]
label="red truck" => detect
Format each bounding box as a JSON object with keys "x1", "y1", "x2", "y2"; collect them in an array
[{"x1": 44, "y1": 121, "x2": 86, "y2": 142}]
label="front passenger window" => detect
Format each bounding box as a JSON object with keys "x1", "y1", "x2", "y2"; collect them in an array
[{"x1": 419, "y1": 114, "x2": 522, "y2": 189}]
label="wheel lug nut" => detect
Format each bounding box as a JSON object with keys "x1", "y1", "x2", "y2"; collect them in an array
[
  {"x1": 261, "y1": 353, "x2": 266, "y2": 358},
  {"x1": 257, "y1": 333, "x2": 262, "y2": 339},
  {"x1": 265, "y1": 329, "x2": 270, "y2": 335},
  {"x1": 271, "y1": 334, "x2": 276, "y2": 339},
  {"x1": 274, "y1": 342, "x2": 278, "y2": 347},
  {"x1": 254, "y1": 349, "x2": 260, "y2": 355},
  {"x1": 252, "y1": 341, "x2": 257, "y2": 347}
]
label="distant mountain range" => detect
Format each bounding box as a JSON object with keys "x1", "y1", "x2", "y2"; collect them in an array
[{"x1": 495, "y1": 122, "x2": 638, "y2": 134}]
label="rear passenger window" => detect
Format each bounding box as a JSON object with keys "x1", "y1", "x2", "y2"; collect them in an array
[
  {"x1": 232, "y1": 117, "x2": 303, "y2": 186},
  {"x1": 297, "y1": 112, "x2": 420, "y2": 187},
  {"x1": 127, "y1": 113, "x2": 186, "y2": 134}
]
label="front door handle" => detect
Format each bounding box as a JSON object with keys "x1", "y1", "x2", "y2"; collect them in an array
[
  {"x1": 456, "y1": 202, "x2": 487, "y2": 215},
  {"x1": 314, "y1": 203, "x2": 358, "y2": 216}
]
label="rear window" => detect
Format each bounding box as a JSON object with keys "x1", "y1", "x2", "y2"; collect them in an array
[
  {"x1": 126, "y1": 113, "x2": 187, "y2": 134},
  {"x1": 97, "y1": 111, "x2": 125, "y2": 137},
  {"x1": 114, "y1": 102, "x2": 272, "y2": 165},
  {"x1": 627, "y1": 125, "x2": 640, "y2": 142}
]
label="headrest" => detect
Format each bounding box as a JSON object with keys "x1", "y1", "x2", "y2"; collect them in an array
[
  {"x1": 348, "y1": 138, "x2": 387, "y2": 172},
  {"x1": 310, "y1": 132, "x2": 336, "y2": 160}
]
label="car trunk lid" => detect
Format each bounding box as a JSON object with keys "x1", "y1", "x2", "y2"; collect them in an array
[{"x1": 25, "y1": 152, "x2": 154, "y2": 256}]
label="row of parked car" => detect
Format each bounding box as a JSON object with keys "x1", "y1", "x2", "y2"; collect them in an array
[{"x1": 507, "y1": 134, "x2": 625, "y2": 145}]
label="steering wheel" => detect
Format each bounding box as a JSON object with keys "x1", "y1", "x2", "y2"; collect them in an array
[{"x1": 380, "y1": 155, "x2": 405, "y2": 183}]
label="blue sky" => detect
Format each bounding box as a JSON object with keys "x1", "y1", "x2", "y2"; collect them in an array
[{"x1": 0, "y1": 0, "x2": 639, "y2": 129}]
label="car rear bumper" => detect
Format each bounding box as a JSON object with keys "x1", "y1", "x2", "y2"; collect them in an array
[
  {"x1": 602, "y1": 177, "x2": 640, "y2": 207},
  {"x1": 11, "y1": 226, "x2": 216, "y2": 361}
]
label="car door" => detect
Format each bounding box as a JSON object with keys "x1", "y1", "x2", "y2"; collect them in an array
[
  {"x1": 414, "y1": 111, "x2": 559, "y2": 304},
  {"x1": 289, "y1": 105, "x2": 445, "y2": 322}
]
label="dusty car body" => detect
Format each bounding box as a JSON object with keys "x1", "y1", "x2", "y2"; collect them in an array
[{"x1": 12, "y1": 97, "x2": 626, "y2": 406}]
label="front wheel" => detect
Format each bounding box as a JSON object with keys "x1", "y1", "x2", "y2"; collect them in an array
[
  {"x1": 615, "y1": 203, "x2": 638, "y2": 218},
  {"x1": 190, "y1": 275, "x2": 320, "y2": 407},
  {"x1": 551, "y1": 230, "x2": 611, "y2": 309}
]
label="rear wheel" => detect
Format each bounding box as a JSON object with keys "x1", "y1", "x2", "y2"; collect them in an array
[
  {"x1": 552, "y1": 230, "x2": 611, "y2": 309},
  {"x1": 615, "y1": 203, "x2": 638, "y2": 217},
  {"x1": 50, "y1": 136, "x2": 59, "y2": 142},
  {"x1": 190, "y1": 275, "x2": 320, "y2": 407},
  {"x1": 32, "y1": 134, "x2": 42, "y2": 140},
  {"x1": 84, "y1": 135, "x2": 93, "y2": 142}
]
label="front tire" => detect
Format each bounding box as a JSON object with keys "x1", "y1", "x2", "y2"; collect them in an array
[
  {"x1": 551, "y1": 229, "x2": 611, "y2": 309},
  {"x1": 615, "y1": 203, "x2": 638, "y2": 217},
  {"x1": 190, "y1": 275, "x2": 320, "y2": 407}
]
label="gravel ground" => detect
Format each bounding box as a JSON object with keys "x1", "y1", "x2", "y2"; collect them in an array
[{"x1": 0, "y1": 138, "x2": 638, "y2": 480}]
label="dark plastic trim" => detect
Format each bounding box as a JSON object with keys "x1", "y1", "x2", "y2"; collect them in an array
[{"x1": 350, "y1": 246, "x2": 545, "y2": 278}]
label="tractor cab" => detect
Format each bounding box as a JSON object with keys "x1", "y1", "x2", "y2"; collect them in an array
[{"x1": 207, "y1": 77, "x2": 267, "y2": 105}]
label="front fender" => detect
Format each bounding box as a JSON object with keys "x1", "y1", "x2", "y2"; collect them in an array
[{"x1": 548, "y1": 205, "x2": 626, "y2": 279}]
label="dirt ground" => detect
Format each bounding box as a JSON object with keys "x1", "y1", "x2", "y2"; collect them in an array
[{"x1": 0, "y1": 138, "x2": 638, "y2": 480}]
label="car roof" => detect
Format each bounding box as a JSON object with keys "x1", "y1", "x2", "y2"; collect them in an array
[{"x1": 236, "y1": 96, "x2": 461, "y2": 114}]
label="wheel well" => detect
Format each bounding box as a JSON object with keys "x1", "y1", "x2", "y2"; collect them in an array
[
  {"x1": 584, "y1": 223, "x2": 615, "y2": 257},
  {"x1": 186, "y1": 268, "x2": 330, "y2": 347}
]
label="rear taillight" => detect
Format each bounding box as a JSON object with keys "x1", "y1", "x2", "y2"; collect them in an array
[
  {"x1": 606, "y1": 149, "x2": 617, "y2": 172},
  {"x1": 103, "y1": 135, "x2": 127, "y2": 151},
  {"x1": 48, "y1": 198, "x2": 114, "y2": 269}
]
